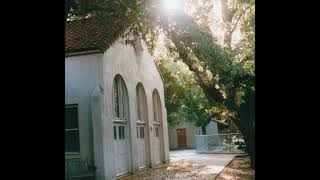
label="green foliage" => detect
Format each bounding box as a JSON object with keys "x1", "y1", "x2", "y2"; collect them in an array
[
  {"x1": 65, "y1": 0, "x2": 134, "y2": 21},
  {"x1": 65, "y1": 0, "x2": 254, "y2": 125},
  {"x1": 66, "y1": 0, "x2": 255, "y2": 166},
  {"x1": 159, "y1": 59, "x2": 211, "y2": 128}
]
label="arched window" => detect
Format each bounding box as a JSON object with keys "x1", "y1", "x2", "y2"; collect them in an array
[
  {"x1": 113, "y1": 75, "x2": 129, "y2": 120},
  {"x1": 152, "y1": 89, "x2": 162, "y2": 123},
  {"x1": 136, "y1": 83, "x2": 148, "y2": 122}
]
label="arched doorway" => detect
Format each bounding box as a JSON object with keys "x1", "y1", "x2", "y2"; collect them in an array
[
  {"x1": 136, "y1": 83, "x2": 150, "y2": 169},
  {"x1": 152, "y1": 89, "x2": 164, "y2": 163},
  {"x1": 112, "y1": 75, "x2": 131, "y2": 176}
]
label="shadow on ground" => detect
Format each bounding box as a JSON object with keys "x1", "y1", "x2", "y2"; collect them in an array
[
  {"x1": 118, "y1": 159, "x2": 217, "y2": 180},
  {"x1": 118, "y1": 149, "x2": 236, "y2": 180}
]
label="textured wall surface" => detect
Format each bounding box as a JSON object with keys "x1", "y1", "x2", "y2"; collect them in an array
[
  {"x1": 66, "y1": 35, "x2": 169, "y2": 180},
  {"x1": 65, "y1": 53, "x2": 103, "y2": 165}
]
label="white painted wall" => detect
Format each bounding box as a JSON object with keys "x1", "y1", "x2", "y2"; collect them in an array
[
  {"x1": 65, "y1": 31, "x2": 169, "y2": 180},
  {"x1": 73, "y1": 36, "x2": 166, "y2": 179},
  {"x1": 65, "y1": 53, "x2": 103, "y2": 165},
  {"x1": 168, "y1": 122, "x2": 202, "y2": 149},
  {"x1": 168, "y1": 121, "x2": 219, "y2": 149},
  {"x1": 101, "y1": 38, "x2": 169, "y2": 178}
]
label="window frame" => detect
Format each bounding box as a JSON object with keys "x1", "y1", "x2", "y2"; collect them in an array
[
  {"x1": 113, "y1": 75, "x2": 129, "y2": 121},
  {"x1": 140, "y1": 127, "x2": 144, "y2": 138},
  {"x1": 155, "y1": 127, "x2": 159, "y2": 137},
  {"x1": 65, "y1": 104, "x2": 80, "y2": 155},
  {"x1": 153, "y1": 90, "x2": 162, "y2": 124},
  {"x1": 118, "y1": 126, "x2": 125, "y2": 139},
  {"x1": 136, "y1": 83, "x2": 148, "y2": 124}
]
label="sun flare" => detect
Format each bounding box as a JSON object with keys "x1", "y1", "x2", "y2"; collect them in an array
[{"x1": 162, "y1": 0, "x2": 182, "y2": 11}]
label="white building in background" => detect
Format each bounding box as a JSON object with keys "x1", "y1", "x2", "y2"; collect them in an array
[
  {"x1": 65, "y1": 14, "x2": 169, "y2": 180},
  {"x1": 168, "y1": 119, "x2": 222, "y2": 150}
]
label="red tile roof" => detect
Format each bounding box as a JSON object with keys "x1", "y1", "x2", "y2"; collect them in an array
[{"x1": 65, "y1": 14, "x2": 131, "y2": 55}]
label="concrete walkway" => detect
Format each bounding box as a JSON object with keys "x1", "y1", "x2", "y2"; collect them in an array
[{"x1": 170, "y1": 149, "x2": 236, "y2": 178}]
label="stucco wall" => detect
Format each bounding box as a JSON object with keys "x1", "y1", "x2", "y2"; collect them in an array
[
  {"x1": 168, "y1": 122, "x2": 202, "y2": 149},
  {"x1": 66, "y1": 34, "x2": 169, "y2": 180},
  {"x1": 99, "y1": 38, "x2": 169, "y2": 179},
  {"x1": 65, "y1": 54, "x2": 103, "y2": 164},
  {"x1": 168, "y1": 121, "x2": 219, "y2": 149}
]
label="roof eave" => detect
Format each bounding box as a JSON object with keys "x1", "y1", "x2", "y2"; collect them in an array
[
  {"x1": 210, "y1": 118, "x2": 229, "y2": 126},
  {"x1": 65, "y1": 49, "x2": 103, "y2": 57}
]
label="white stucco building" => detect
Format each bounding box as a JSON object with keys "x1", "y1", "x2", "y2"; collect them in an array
[
  {"x1": 168, "y1": 120, "x2": 221, "y2": 149},
  {"x1": 65, "y1": 15, "x2": 169, "y2": 180}
]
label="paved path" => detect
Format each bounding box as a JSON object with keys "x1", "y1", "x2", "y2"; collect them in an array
[{"x1": 170, "y1": 149, "x2": 236, "y2": 178}]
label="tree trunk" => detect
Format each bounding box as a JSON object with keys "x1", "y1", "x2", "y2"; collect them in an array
[
  {"x1": 166, "y1": 30, "x2": 224, "y2": 104},
  {"x1": 201, "y1": 126, "x2": 207, "y2": 135},
  {"x1": 223, "y1": 29, "x2": 232, "y2": 49},
  {"x1": 141, "y1": 5, "x2": 255, "y2": 167},
  {"x1": 221, "y1": 0, "x2": 234, "y2": 49},
  {"x1": 233, "y1": 115, "x2": 255, "y2": 168},
  {"x1": 246, "y1": 131, "x2": 255, "y2": 168},
  {"x1": 236, "y1": 89, "x2": 255, "y2": 169},
  {"x1": 220, "y1": 0, "x2": 248, "y2": 49},
  {"x1": 65, "y1": 0, "x2": 71, "y2": 21}
]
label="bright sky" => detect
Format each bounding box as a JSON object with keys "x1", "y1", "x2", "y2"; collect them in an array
[
  {"x1": 211, "y1": 0, "x2": 240, "y2": 47},
  {"x1": 210, "y1": 0, "x2": 224, "y2": 44}
]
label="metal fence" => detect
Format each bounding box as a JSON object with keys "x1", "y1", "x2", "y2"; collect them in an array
[
  {"x1": 195, "y1": 133, "x2": 245, "y2": 153},
  {"x1": 65, "y1": 158, "x2": 95, "y2": 180}
]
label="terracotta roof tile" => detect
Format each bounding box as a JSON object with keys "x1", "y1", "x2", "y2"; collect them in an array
[{"x1": 65, "y1": 14, "x2": 131, "y2": 54}]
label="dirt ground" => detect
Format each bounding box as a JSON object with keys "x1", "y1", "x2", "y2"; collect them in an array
[
  {"x1": 118, "y1": 150, "x2": 239, "y2": 180},
  {"x1": 117, "y1": 159, "x2": 218, "y2": 180},
  {"x1": 215, "y1": 155, "x2": 255, "y2": 180},
  {"x1": 118, "y1": 155, "x2": 255, "y2": 180}
]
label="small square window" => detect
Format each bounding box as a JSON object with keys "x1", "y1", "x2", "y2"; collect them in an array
[
  {"x1": 114, "y1": 126, "x2": 117, "y2": 140},
  {"x1": 139, "y1": 127, "x2": 144, "y2": 138},
  {"x1": 118, "y1": 126, "x2": 122, "y2": 139},
  {"x1": 122, "y1": 126, "x2": 125, "y2": 139},
  {"x1": 137, "y1": 127, "x2": 139, "y2": 138},
  {"x1": 142, "y1": 127, "x2": 144, "y2": 138},
  {"x1": 118, "y1": 126, "x2": 125, "y2": 139},
  {"x1": 155, "y1": 127, "x2": 159, "y2": 137}
]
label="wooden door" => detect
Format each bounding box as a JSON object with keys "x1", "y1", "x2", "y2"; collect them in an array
[
  {"x1": 114, "y1": 124, "x2": 130, "y2": 176},
  {"x1": 177, "y1": 128, "x2": 187, "y2": 148},
  {"x1": 154, "y1": 126, "x2": 161, "y2": 163},
  {"x1": 137, "y1": 125, "x2": 149, "y2": 168}
]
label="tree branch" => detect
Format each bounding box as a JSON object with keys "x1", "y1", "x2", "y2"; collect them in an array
[{"x1": 230, "y1": 5, "x2": 250, "y2": 34}]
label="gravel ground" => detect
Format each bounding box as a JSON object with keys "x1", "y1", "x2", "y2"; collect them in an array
[
  {"x1": 117, "y1": 159, "x2": 217, "y2": 180},
  {"x1": 215, "y1": 155, "x2": 255, "y2": 180},
  {"x1": 118, "y1": 149, "x2": 236, "y2": 180}
]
